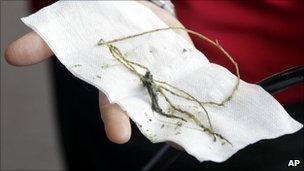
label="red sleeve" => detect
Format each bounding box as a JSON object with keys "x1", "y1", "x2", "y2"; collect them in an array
[
  {"x1": 31, "y1": 1, "x2": 304, "y2": 104},
  {"x1": 173, "y1": 0, "x2": 304, "y2": 104}
]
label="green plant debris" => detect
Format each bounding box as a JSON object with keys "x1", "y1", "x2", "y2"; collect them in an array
[
  {"x1": 101, "y1": 63, "x2": 118, "y2": 69},
  {"x1": 98, "y1": 27, "x2": 240, "y2": 146},
  {"x1": 71, "y1": 64, "x2": 82, "y2": 68}
]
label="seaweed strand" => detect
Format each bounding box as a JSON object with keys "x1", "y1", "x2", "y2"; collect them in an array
[{"x1": 98, "y1": 27, "x2": 239, "y2": 145}]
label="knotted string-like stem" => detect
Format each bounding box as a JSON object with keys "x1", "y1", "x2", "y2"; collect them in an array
[{"x1": 98, "y1": 27, "x2": 240, "y2": 145}]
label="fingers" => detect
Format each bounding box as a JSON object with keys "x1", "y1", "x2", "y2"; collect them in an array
[
  {"x1": 4, "y1": 31, "x2": 53, "y2": 66},
  {"x1": 4, "y1": 2, "x2": 190, "y2": 67},
  {"x1": 138, "y1": 1, "x2": 193, "y2": 44},
  {"x1": 6, "y1": 32, "x2": 132, "y2": 144},
  {"x1": 167, "y1": 141, "x2": 183, "y2": 150},
  {"x1": 99, "y1": 92, "x2": 131, "y2": 144}
]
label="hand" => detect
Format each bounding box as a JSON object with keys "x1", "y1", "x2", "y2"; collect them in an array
[{"x1": 4, "y1": 1, "x2": 192, "y2": 144}]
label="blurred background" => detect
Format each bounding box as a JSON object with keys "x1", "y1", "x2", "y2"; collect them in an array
[
  {"x1": 1, "y1": 1, "x2": 65, "y2": 170},
  {"x1": 1, "y1": 1, "x2": 303, "y2": 171}
]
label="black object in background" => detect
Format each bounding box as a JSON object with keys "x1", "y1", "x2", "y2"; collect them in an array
[
  {"x1": 51, "y1": 58, "x2": 303, "y2": 171},
  {"x1": 143, "y1": 66, "x2": 304, "y2": 171},
  {"x1": 51, "y1": 58, "x2": 163, "y2": 171}
]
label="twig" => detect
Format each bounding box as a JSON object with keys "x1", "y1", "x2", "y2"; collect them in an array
[{"x1": 98, "y1": 27, "x2": 239, "y2": 145}]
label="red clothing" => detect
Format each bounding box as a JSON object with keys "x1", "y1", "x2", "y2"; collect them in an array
[
  {"x1": 173, "y1": 1, "x2": 304, "y2": 104},
  {"x1": 32, "y1": 1, "x2": 304, "y2": 104}
]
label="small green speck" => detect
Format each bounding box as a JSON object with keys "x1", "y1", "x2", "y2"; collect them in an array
[
  {"x1": 101, "y1": 64, "x2": 111, "y2": 69},
  {"x1": 71, "y1": 64, "x2": 82, "y2": 68}
]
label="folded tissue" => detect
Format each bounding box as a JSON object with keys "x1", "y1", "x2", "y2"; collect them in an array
[{"x1": 21, "y1": 1, "x2": 302, "y2": 162}]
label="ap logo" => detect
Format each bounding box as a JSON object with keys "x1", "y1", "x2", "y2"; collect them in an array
[{"x1": 288, "y1": 159, "x2": 300, "y2": 167}]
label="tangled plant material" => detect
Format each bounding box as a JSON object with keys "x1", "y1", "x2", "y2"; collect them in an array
[{"x1": 98, "y1": 27, "x2": 240, "y2": 145}]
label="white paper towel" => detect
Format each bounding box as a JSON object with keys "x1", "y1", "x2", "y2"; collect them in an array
[{"x1": 21, "y1": 1, "x2": 302, "y2": 162}]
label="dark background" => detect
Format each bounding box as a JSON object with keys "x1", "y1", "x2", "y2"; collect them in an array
[
  {"x1": 31, "y1": 1, "x2": 304, "y2": 171},
  {"x1": 51, "y1": 58, "x2": 303, "y2": 171}
]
